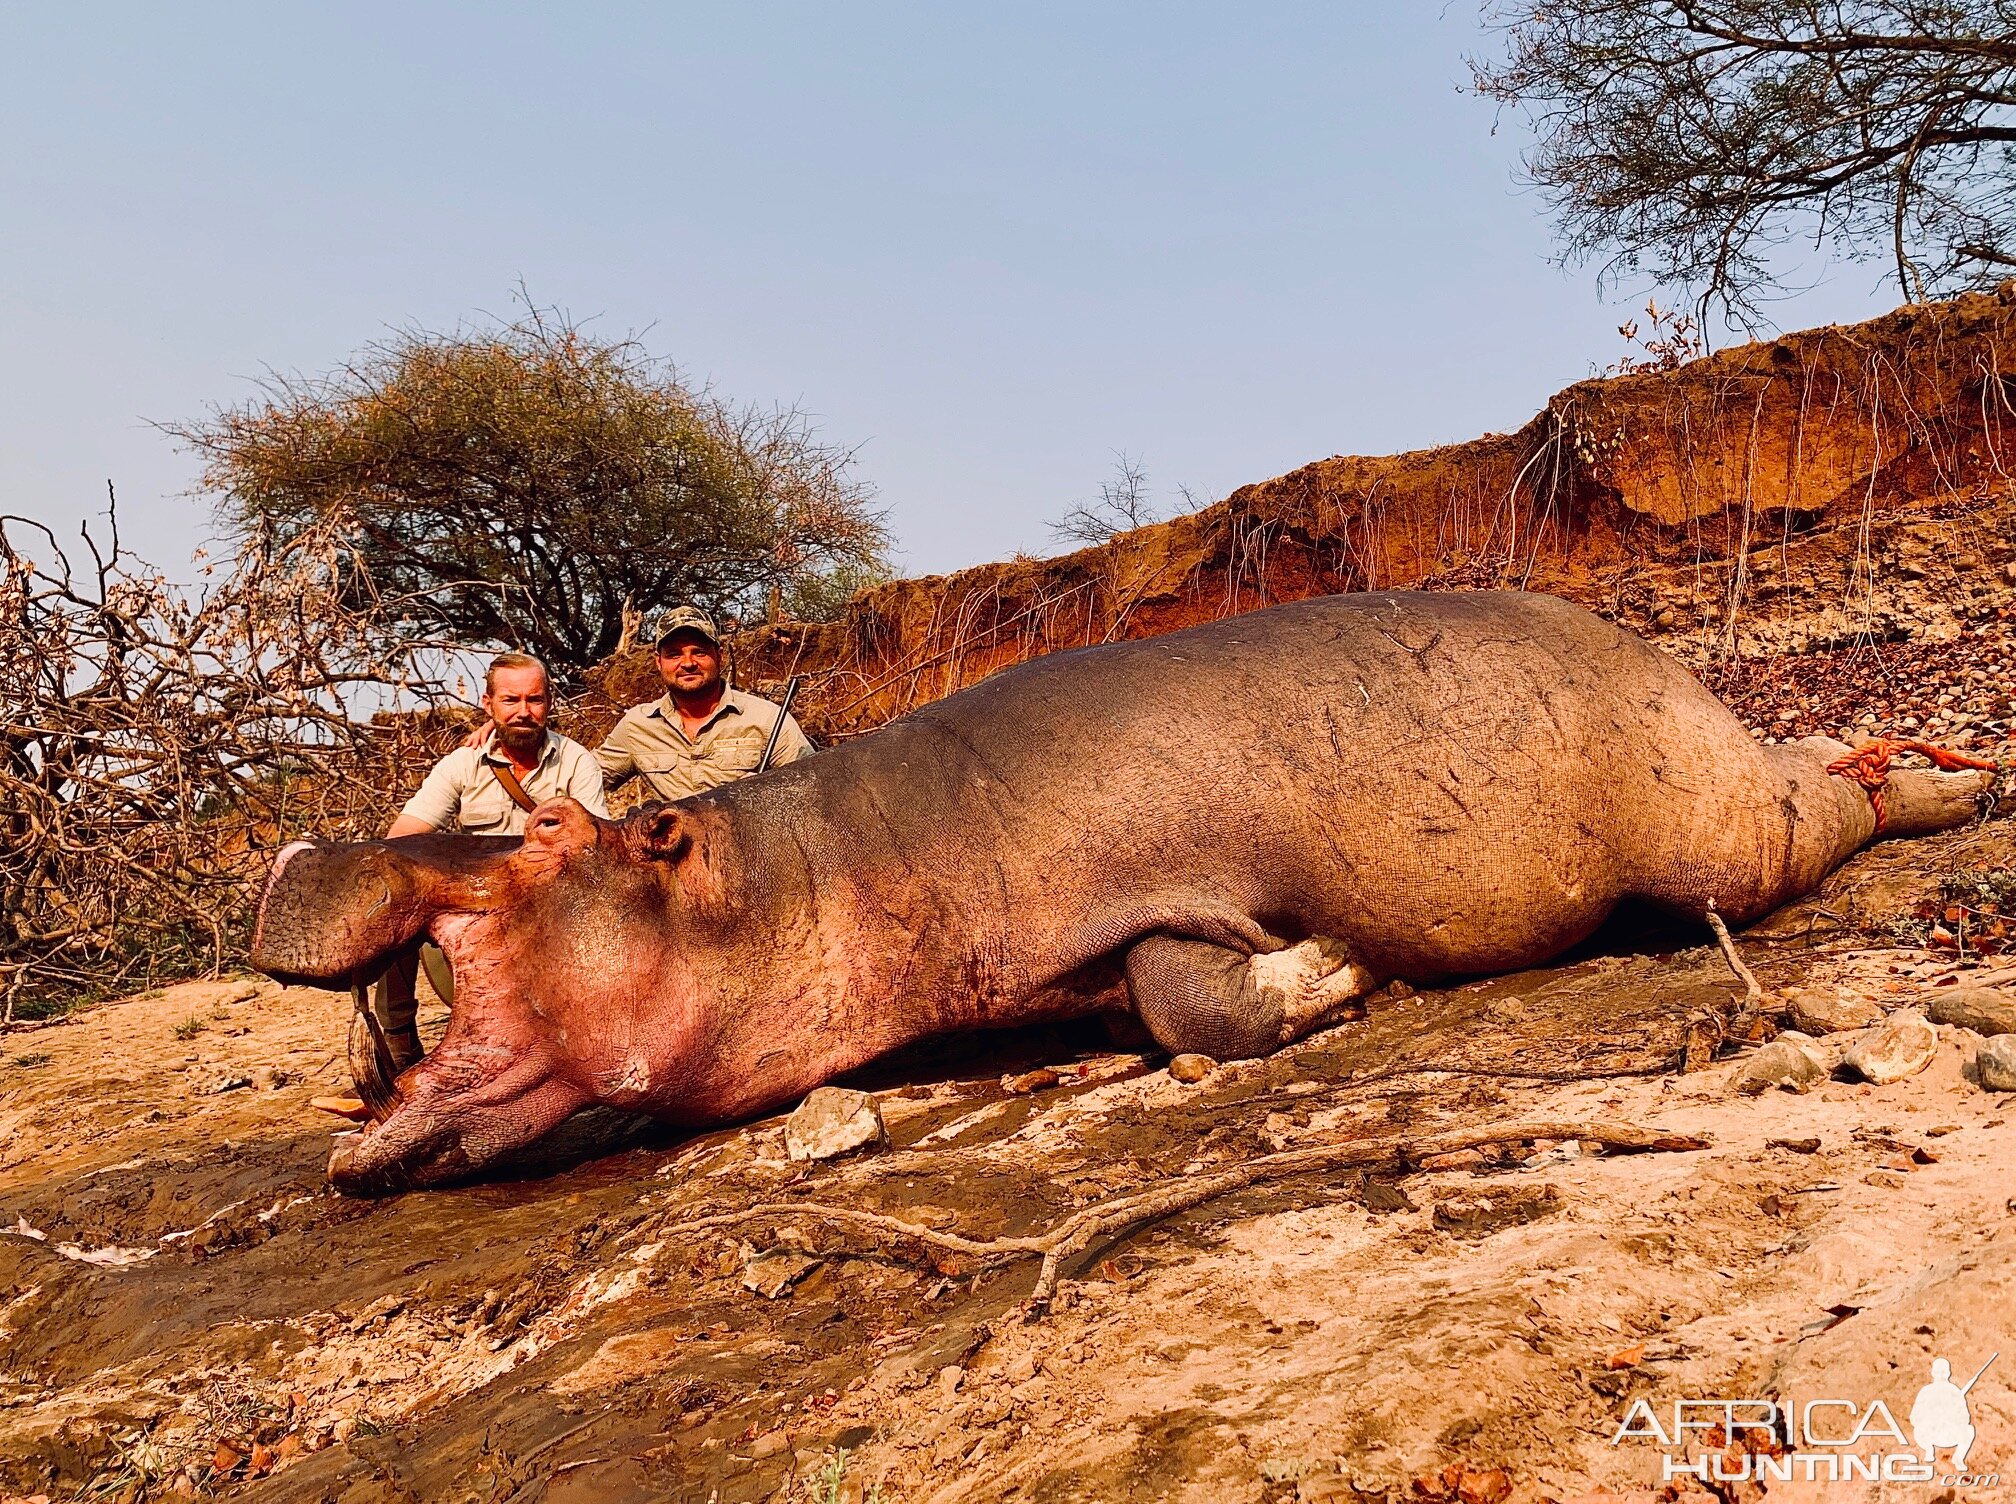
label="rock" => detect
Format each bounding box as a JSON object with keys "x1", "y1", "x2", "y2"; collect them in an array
[
  {"x1": 1928, "y1": 986, "x2": 2016, "y2": 1037},
  {"x1": 1838, "y1": 1011, "x2": 1938, "y2": 1084},
  {"x1": 1977, "y1": 1036, "x2": 2016, "y2": 1091},
  {"x1": 1003, "y1": 1067, "x2": 1059, "y2": 1095},
  {"x1": 741, "y1": 1247, "x2": 821, "y2": 1299},
  {"x1": 1766, "y1": 1136, "x2": 1821, "y2": 1154},
  {"x1": 784, "y1": 1087, "x2": 886, "y2": 1162},
  {"x1": 1457, "y1": 1467, "x2": 1513, "y2": 1504},
  {"x1": 1734, "y1": 1033, "x2": 1828, "y2": 1094},
  {"x1": 746, "y1": 1430, "x2": 789, "y2": 1459},
  {"x1": 1168, "y1": 1053, "x2": 1215, "y2": 1084},
  {"x1": 1431, "y1": 1183, "x2": 1560, "y2": 1238},
  {"x1": 1783, "y1": 987, "x2": 1883, "y2": 1034},
  {"x1": 937, "y1": 1364, "x2": 965, "y2": 1397},
  {"x1": 1002, "y1": 1350, "x2": 1039, "y2": 1383}
]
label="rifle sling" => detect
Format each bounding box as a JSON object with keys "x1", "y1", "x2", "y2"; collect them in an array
[{"x1": 491, "y1": 758, "x2": 540, "y2": 813}]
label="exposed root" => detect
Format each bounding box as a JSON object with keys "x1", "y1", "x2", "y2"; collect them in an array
[
  {"x1": 674, "y1": 1118, "x2": 1708, "y2": 1316},
  {"x1": 1705, "y1": 904, "x2": 1764, "y2": 1010}
]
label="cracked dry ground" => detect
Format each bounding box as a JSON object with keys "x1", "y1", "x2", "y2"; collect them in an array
[{"x1": 5, "y1": 820, "x2": 2016, "y2": 1504}]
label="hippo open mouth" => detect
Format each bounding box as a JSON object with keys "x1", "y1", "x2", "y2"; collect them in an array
[{"x1": 251, "y1": 801, "x2": 690, "y2": 1194}]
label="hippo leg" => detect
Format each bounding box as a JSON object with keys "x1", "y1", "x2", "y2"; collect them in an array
[{"x1": 1125, "y1": 935, "x2": 1376, "y2": 1060}]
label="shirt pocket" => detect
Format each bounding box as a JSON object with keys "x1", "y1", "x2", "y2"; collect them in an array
[
  {"x1": 636, "y1": 751, "x2": 697, "y2": 776},
  {"x1": 458, "y1": 780, "x2": 517, "y2": 834},
  {"x1": 709, "y1": 732, "x2": 768, "y2": 773}
]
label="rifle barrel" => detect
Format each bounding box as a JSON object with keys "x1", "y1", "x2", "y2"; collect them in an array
[{"x1": 756, "y1": 675, "x2": 804, "y2": 773}]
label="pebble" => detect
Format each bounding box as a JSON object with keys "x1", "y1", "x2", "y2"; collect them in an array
[
  {"x1": 1783, "y1": 987, "x2": 1883, "y2": 1035},
  {"x1": 747, "y1": 1430, "x2": 789, "y2": 1459},
  {"x1": 784, "y1": 1087, "x2": 887, "y2": 1162},
  {"x1": 1978, "y1": 1036, "x2": 2016, "y2": 1091},
  {"x1": 1927, "y1": 986, "x2": 2016, "y2": 1037},
  {"x1": 1168, "y1": 1053, "x2": 1216, "y2": 1084},
  {"x1": 1734, "y1": 1033, "x2": 1828, "y2": 1094},
  {"x1": 1839, "y1": 1011, "x2": 1939, "y2": 1085}
]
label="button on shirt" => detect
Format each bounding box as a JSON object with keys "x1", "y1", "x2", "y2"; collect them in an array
[
  {"x1": 597, "y1": 688, "x2": 814, "y2": 802},
  {"x1": 397, "y1": 732, "x2": 609, "y2": 835}
]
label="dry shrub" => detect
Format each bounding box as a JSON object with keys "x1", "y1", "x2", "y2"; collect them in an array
[{"x1": 0, "y1": 505, "x2": 461, "y2": 1020}]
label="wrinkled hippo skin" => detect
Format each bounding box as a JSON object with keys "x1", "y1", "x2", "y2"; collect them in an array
[{"x1": 250, "y1": 591, "x2": 1996, "y2": 1191}]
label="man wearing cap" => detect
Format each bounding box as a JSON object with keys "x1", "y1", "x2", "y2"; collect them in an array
[
  {"x1": 329, "y1": 652, "x2": 607, "y2": 1116},
  {"x1": 597, "y1": 605, "x2": 814, "y2": 801}
]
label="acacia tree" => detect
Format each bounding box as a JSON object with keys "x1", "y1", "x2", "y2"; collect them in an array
[
  {"x1": 172, "y1": 306, "x2": 890, "y2": 680},
  {"x1": 1474, "y1": 2, "x2": 2016, "y2": 320}
]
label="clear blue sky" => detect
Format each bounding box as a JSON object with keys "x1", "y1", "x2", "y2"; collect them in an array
[{"x1": 1, "y1": 4, "x2": 1902, "y2": 580}]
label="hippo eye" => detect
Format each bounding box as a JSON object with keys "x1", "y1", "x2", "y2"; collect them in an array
[{"x1": 533, "y1": 813, "x2": 564, "y2": 834}]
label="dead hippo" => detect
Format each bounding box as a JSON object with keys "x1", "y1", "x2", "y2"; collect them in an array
[{"x1": 250, "y1": 591, "x2": 1996, "y2": 1191}]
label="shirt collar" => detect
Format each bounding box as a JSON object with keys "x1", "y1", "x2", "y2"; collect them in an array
[{"x1": 650, "y1": 688, "x2": 743, "y2": 733}]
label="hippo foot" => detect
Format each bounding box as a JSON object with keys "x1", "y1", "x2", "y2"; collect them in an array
[{"x1": 1125, "y1": 933, "x2": 1375, "y2": 1061}]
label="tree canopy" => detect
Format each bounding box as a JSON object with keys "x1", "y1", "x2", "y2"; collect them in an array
[
  {"x1": 174, "y1": 306, "x2": 889, "y2": 680},
  {"x1": 1474, "y1": 2, "x2": 2016, "y2": 320}
]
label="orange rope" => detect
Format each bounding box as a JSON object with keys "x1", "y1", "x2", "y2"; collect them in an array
[{"x1": 1824, "y1": 738, "x2": 1999, "y2": 832}]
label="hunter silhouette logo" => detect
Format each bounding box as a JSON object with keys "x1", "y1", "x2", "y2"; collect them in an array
[
  {"x1": 1911, "y1": 1353, "x2": 1996, "y2": 1472},
  {"x1": 1612, "y1": 1349, "x2": 2001, "y2": 1487}
]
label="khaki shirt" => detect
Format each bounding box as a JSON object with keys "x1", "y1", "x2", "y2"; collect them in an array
[
  {"x1": 398, "y1": 732, "x2": 609, "y2": 835},
  {"x1": 597, "y1": 688, "x2": 814, "y2": 802}
]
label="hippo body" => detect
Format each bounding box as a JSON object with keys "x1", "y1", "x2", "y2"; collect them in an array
[{"x1": 251, "y1": 591, "x2": 1992, "y2": 1190}]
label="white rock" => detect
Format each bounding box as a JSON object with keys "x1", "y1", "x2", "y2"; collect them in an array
[
  {"x1": 1839, "y1": 1011, "x2": 1938, "y2": 1085},
  {"x1": 784, "y1": 1086, "x2": 887, "y2": 1162}
]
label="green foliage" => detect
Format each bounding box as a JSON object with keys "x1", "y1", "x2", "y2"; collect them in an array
[
  {"x1": 809, "y1": 1449, "x2": 887, "y2": 1504},
  {"x1": 174, "y1": 299, "x2": 891, "y2": 680},
  {"x1": 784, "y1": 558, "x2": 902, "y2": 622},
  {"x1": 172, "y1": 1015, "x2": 209, "y2": 1040},
  {"x1": 1475, "y1": 3, "x2": 2016, "y2": 320}
]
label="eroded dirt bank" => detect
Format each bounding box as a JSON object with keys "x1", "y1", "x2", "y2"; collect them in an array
[
  {"x1": 4, "y1": 812, "x2": 2015, "y2": 1503},
  {"x1": 584, "y1": 290, "x2": 2016, "y2": 745}
]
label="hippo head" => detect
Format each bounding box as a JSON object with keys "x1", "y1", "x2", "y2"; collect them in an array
[{"x1": 251, "y1": 799, "x2": 740, "y2": 1193}]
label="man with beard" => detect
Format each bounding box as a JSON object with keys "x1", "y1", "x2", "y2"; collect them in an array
[
  {"x1": 596, "y1": 605, "x2": 814, "y2": 800},
  {"x1": 322, "y1": 653, "x2": 606, "y2": 1116},
  {"x1": 388, "y1": 652, "x2": 607, "y2": 838}
]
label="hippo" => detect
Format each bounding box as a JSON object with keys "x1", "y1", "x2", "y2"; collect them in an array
[{"x1": 250, "y1": 591, "x2": 1997, "y2": 1192}]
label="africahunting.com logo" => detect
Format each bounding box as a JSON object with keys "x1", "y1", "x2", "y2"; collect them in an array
[{"x1": 1611, "y1": 1352, "x2": 1999, "y2": 1487}]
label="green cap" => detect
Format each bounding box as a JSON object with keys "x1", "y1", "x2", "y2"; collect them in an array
[{"x1": 653, "y1": 604, "x2": 722, "y2": 651}]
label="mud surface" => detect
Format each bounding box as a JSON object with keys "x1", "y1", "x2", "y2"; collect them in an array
[{"x1": 6, "y1": 823, "x2": 2016, "y2": 1503}]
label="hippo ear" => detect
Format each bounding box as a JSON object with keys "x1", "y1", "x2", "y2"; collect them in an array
[{"x1": 637, "y1": 806, "x2": 691, "y2": 862}]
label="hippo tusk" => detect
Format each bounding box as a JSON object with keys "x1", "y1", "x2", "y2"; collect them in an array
[{"x1": 348, "y1": 978, "x2": 407, "y2": 1122}]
